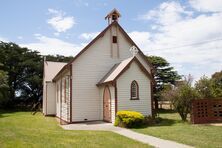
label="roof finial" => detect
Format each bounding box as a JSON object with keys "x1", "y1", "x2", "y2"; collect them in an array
[{"x1": 105, "y1": 8, "x2": 121, "y2": 25}]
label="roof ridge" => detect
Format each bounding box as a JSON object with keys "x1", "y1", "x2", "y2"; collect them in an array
[
  {"x1": 53, "y1": 21, "x2": 154, "y2": 81},
  {"x1": 97, "y1": 56, "x2": 154, "y2": 86}
]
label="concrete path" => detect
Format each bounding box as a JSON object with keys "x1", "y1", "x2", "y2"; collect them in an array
[{"x1": 61, "y1": 121, "x2": 193, "y2": 148}]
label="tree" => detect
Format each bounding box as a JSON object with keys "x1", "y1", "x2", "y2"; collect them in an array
[
  {"x1": 194, "y1": 71, "x2": 222, "y2": 99},
  {"x1": 195, "y1": 76, "x2": 215, "y2": 98},
  {"x1": 0, "y1": 41, "x2": 73, "y2": 108},
  {"x1": 211, "y1": 71, "x2": 222, "y2": 97},
  {"x1": 0, "y1": 42, "x2": 43, "y2": 105},
  {"x1": 147, "y1": 56, "x2": 181, "y2": 109},
  {"x1": 163, "y1": 76, "x2": 199, "y2": 121},
  {"x1": 0, "y1": 66, "x2": 8, "y2": 103},
  {"x1": 45, "y1": 55, "x2": 73, "y2": 62}
]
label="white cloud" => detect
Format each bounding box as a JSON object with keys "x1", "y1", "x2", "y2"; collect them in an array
[
  {"x1": 47, "y1": 8, "x2": 76, "y2": 33},
  {"x1": 20, "y1": 34, "x2": 85, "y2": 56},
  {"x1": 139, "y1": 1, "x2": 193, "y2": 25},
  {"x1": 128, "y1": 31, "x2": 152, "y2": 49},
  {"x1": 79, "y1": 32, "x2": 100, "y2": 40},
  {"x1": 189, "y1": 0, "x2": 222, "y2": 12},
  {"x1": 135, "y1": 1, "x2": 222, "y2": 80},
  {"x1": 53, "y1": 32, "x2": 60, "y2": 36}
]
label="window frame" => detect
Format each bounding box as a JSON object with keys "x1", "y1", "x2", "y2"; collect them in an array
[
  {"x1": 112, "y1": 36, "x2": 117, "y2": 43},
  {"x1": 130, "y1": 80, "x2": 139, "y2": 100}
]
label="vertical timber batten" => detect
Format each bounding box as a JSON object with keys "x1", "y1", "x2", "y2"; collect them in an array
[
  {"x1": 70, "y1": 65, "x2": 72, "y2": 123},
  {"x1": 114, "y1": 82, "x2": 118, "y2": 116},
  {"x1": 45, "y1": 83, "x2": 47, "y2": 115},
  {"x1": 151, "y1": 81, "x2": 154, "y2": 118}
]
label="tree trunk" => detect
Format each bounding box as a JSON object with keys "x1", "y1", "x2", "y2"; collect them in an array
[{"x1": 154, "y1": 98, "x2": 159, "y2": 110}]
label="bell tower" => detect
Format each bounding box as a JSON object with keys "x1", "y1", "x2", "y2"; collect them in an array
[
  {"x1": 105, "y1": 9, "x2": 121, "y2": 58},
  {"x1": 105, "y1": 8, "x2": 121, "y2": 25},
  {"x1": 105, "y1": 9, "x2": 121, "y2": 59}
]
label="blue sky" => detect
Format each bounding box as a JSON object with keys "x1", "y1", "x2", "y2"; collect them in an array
[{"x1": 0, "y1": 0, "x2": 222, "y2": 81}]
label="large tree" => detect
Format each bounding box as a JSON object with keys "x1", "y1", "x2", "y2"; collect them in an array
[
  {"x1": 0, "y1": 65, "x2": 8, "y2": 103},
  {"x1": 211, "y1": 71, "x2": 222, "y2": 98},
  {"x1": 147, "y1": 56, "x2": 181, "y2": 109},
  {"x1": 195, "y1": 71, "x2": 222, "y2": 99},
  {"x1": 0, "y1": 42, "x2": 43, "y2": 105},
  {"x1": 0, "y1": 42, "x2": 74, "y2": 107}
]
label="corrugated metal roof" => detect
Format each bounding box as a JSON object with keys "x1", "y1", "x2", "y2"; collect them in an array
[
  {"x1": 98, "y1": 57, "x2": 134, "y2": 85},
  {"x1": 44, "y1": 61, "x2": 67, "y2": 82}
]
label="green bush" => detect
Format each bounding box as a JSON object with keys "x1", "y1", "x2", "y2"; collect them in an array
[
  {"x1": 114, "y1": 110, "x2": 144, "y2": 128},
  {"x1": 171, "y1": 84, "x2": 199, "y2": 121}
]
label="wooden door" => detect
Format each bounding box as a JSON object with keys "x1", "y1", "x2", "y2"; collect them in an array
[{"x1": 103, "y1": 86, "x2": 111, "y2": 122}]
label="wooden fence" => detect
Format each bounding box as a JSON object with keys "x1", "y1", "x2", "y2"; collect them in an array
[
  {"x1": 158, "y1": 101, "x2": 173, "y2": 110},
  {"x1": 191, "y1": 99, "x2": 222, "y2": 124}
]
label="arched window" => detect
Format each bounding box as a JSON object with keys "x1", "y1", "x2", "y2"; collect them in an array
[{"x1": 131, "y1": 80, "x2": 139, "y2": 100}]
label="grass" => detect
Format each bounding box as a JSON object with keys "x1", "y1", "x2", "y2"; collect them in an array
[
  {"x1": 133, "y1": 109, "x2": 222, "y2": 148},
  {"x1": 0, "y1": 110, "x2": 150, "y2": 148}
]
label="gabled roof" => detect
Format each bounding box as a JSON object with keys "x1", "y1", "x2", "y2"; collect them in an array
[
  {"x1": 105, "y1": 8, "x2": 121, "y2": 19},
  {"x1": 44, "y1": 61, "x2": 67, "y2": 82},
  {"x1": 97, "y1": 56, "x2": 154, "y2": 86},
  {"x1": 53, "y1": 21, "x2": 154, "y2": 81}
]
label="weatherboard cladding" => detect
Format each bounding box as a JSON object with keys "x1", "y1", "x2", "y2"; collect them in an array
[
  {"x1": 70, "y1": 23, "x2": 152, "y2": 122},
  {"x1": 98, "y1": 57, "x2": 134, "y2": 85},
  {"x1": 117, "y1": 61, "x2": 152, "y2": 116},
  {"x1": 55, "y1": 70, "x2": 71, "y2": 122},
  {"x1": 43, "y1": 61, "x2": 67, "y2": 115},
  {"x1": 53, "y1": 21, "x2": 154, "y2": 81},
  {"x1": 97, "y1": 56, "x2": 154, "y2": 86},
  {"x1": 49, "y1": 22, "x2": 153, "y2": 122}
]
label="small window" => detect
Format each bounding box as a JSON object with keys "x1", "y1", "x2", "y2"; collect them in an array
[
  {"x1": 112, "y1": 36, "x2": 117, "y2": 43},
  {"x1": 131, "y1": 80, "x2": 139, "y2": 100}
]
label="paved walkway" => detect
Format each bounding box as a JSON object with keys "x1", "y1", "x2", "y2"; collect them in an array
[
  {"x1": 61, "y1": 121, "x2": 193, "y2": 148},
  {"x1": 208, "y1": 123, "x2": 222, "y2": 126}
]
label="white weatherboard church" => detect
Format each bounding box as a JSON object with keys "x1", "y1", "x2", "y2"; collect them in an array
[{"x1": 43, "y1": 9, "x2": 154, "y2": 123}]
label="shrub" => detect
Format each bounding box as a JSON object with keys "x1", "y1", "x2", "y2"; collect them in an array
[
  {"x1": 114, "y1": 110, "x2": 144, "y2": 128},
  {"x1": 171, "y1": 84, "x2": 199, "y2": 121}
]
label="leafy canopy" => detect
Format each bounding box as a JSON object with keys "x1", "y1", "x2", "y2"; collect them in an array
[
  {"x1": 0, "y1": 41, "x2": 73, "y2": 108},
  {"x1": 195, "y1": 71, "x2": 222, "y2": 98},
  {"x1": 147, "y1": 56, "x2": 181, "y2": 92}
]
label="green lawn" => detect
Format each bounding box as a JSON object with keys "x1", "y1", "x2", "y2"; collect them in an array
[
  {"x1": 0, "y1": 110, "x2": 150, "y2": 148},
  {"x1": 133, "y1": 110, "x2": 222, "y2": 148}
]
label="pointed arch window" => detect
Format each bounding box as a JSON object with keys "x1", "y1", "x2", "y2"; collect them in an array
[{"x1": 131, "y1": 80, "x2": 139, "y2": 100}]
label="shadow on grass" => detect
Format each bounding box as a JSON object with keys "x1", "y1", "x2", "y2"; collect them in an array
[
  {"x1": 0, "y1": 109, "x2": 33, "y2": 118},
  {"x1": 133, "y1": 118, "x2": 178, "y2": 129},
  {"x1": 0, "y1": 110, "x2": 11, "y2": 118},
  {"x1": 133, "y1": 109, "x2": 187, "y2": 129},
  {"x1": 157, "y1": 109, "x2": 176, "y2": 114}
]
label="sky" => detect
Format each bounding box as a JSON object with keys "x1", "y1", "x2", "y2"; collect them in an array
[{"x1": 0, "y1": 0, "x2": 222, "y2": 81}]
